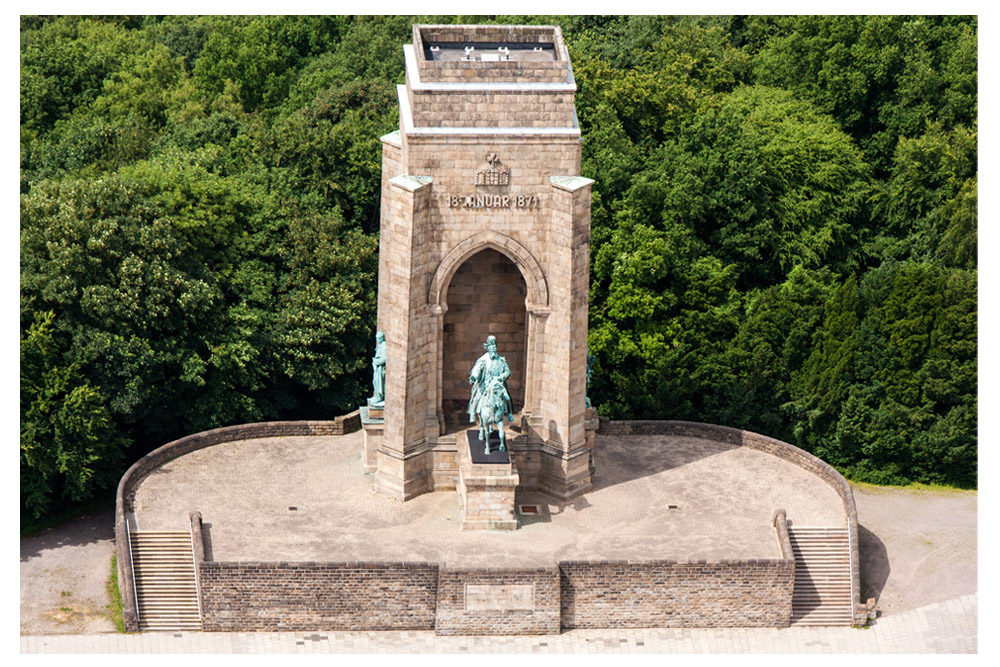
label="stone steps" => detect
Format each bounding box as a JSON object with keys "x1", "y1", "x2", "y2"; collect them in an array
[
  {"x1": 129, "y1": 531, "x2": 201, "y2": 632},
  {"x1": 789, "y1": 526, "x2": 853, "y2": 626}
]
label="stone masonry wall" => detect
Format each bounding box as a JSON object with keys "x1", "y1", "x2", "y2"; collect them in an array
[
  {"x1": 435, "y1": 567, "x2": 561, "y2": 635},
  {"x1": 193, "y1": 557, "x2": 793, "y2": 633},
  {"x1": 413, "y1": 25, "x2": 569, "y2": 83},
  {"x1": 559, "y1": 560, "x2": 795, "y2": 629},
  {"x1": 442, "y1": 248, "x2": 527, "y2": 420},
  {"x1": 408, "y1": 90, "x2": 576, "y2": 128},
  {"x1": 596, "y1": 419, "x2": 867, "y2": 625},
  {"x1": 199, "y1": 562, "x2": 439, "y2": 632},
  {"x1": 114, "y1": 416, "x2": 361, "y2": 631}
]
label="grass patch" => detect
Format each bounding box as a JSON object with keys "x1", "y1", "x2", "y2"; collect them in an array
[
  {"x1": 106, "y1": 554, "x2": 125, "y2": 633},
  {"x1": 849, "y1": 479, "x2": 978, "y2": 495}
]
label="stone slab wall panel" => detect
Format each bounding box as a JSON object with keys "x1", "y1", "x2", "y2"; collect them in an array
[{"x1": 435, "y1": 567, "x2": 561, "y2": 635}]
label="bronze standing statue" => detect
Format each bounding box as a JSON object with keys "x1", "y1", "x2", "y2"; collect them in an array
[
  {"x1": 468, "y1": 335, "x2": 514, "y2": 454},
  {"x1": 370, "y1": 331, "x2": 386, "y2": 407}
]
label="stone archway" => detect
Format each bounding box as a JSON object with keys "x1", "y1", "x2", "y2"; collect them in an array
[
  {"x1": 428, "y1": 232, "x2": 549, "y2": 432},
  {"x1": 428, "y1": 231, "x2": 548, "y2": 312},
  {"x1": 440, "y1": 248, "x2": 528, "y2": 427}
]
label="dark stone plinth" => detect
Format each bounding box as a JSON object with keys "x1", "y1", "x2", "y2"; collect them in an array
[{"x1": 466, "y1": 430, "x2": 510, "y2": 464}]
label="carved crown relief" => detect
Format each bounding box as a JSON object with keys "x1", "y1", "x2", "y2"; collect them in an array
[{"x1": 475, "y1": 153, "x2": 510, "y2": 186}]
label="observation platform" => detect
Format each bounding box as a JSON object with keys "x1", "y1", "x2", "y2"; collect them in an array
[{"x1": 130, "y1": 430, "x2": 844, "y2": 567}]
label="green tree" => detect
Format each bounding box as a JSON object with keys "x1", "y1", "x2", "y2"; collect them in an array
[
  {"x1": 21, "y1": 311, "x2": 129, "y2": 518},
  {"x1": 787, "y1": 263, "x2": 976, "y2": 486}
]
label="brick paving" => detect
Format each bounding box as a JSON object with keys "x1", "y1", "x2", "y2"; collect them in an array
[{"x1": 20, "y1": 593, "x2": 977, "y2": 653}]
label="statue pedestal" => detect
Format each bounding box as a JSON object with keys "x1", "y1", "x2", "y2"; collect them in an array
[
  {"x1": 458, "y1": 430, "x2": 519, "y2": 531},
  {"x1": 359, "y1": 405, "x2": 384, "y2": 474}
]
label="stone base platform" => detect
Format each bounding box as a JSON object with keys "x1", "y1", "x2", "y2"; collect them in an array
[
  {"x1": 128, "y1": 428, "x2": 853, "y2": 633},
  {"x1": 359, "y1": 405, "x2": 383, "y2": 474},
  {"x1": 458, "y1": 430, "x2": 520, "y2": 531}
]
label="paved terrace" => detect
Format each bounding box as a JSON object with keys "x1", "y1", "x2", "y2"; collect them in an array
[
  {"x1": 131, "y1": 431, "x2": 844, "y2": 566},
  {"x1": 20, "y1": 593, "x2": 980, "y2": 653}
]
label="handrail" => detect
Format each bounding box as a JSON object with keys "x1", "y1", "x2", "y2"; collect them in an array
[
  {"x1": 125, "y1": 519, "x2": 140, "y2": 627},
  {"x1": 846, "y1": 514, "x2": 856, "y2": 619},
  {"x1": 189, "y1": 511, "x2": 205, "y2": 625}
]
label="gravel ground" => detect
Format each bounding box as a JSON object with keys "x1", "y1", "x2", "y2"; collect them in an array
[
  {"x1": 19, "y1": 454, "x2": 977, "y2": 635},
  {"x1": 20, "y1": 506, "x2": 117, "y2": 635},
  {"x1": 853, "y1": 483, "x2": 977, "y2": 616}
]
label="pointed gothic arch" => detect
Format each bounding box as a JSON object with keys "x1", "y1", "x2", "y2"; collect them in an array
[{"x1": 428, "y1": 231, "x2": 549, "y2": 313}]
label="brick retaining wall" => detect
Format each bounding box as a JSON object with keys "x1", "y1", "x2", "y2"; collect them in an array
[
  {"x1": 560, "y1": 559, "x2": 795, "y2": 629},
  {"x1": 598, "y1": 419, "x2": 866, "y2": 625},
  {"x1": 199, "y1": 562, "x2": 439, "y2": 632},
  {"x1": 435, "y1": 567, "x2": 560, "y2": 635},
  {"x1": 117, "y1": 417, "x2": 857, "y2": 632},
  {"x1": 114, "y1": 414, "x2": 361, "y2": 632}
]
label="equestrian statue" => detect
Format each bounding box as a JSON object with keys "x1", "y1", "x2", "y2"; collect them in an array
[{"x1": 467, "y1": 335, "x2": 514, "y2": 454}]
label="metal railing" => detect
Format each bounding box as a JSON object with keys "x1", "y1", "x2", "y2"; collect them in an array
[
  {"x1": 125, "y1": 520, "x2": 140, "y2": 626},
  {"x1": 846, "y1": 516, "x2": 856, "y2": 619}
]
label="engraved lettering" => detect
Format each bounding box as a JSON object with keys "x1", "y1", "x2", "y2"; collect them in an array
[{"x1": 441, "y1": 193, "x2": 540, "y2": 210}]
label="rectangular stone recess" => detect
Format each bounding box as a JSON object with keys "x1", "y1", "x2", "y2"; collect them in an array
[
  {"x1": 465, "y1": 584, "x2": 535, "y2": 611},
  {"x1": 436, "y1": 567, "x2": 559, "y2": 635}
]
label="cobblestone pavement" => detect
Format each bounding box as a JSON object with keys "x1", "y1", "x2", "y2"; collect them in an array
[{"x1": 21, "y1": 593, "x2": 976, "y2": 654}]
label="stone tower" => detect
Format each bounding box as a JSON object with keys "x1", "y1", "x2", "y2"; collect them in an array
[{"x1": 366, "y1": 24, "x2": 594, "y2": 503}]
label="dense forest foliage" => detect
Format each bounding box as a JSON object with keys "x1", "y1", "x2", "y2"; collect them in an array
[{"x1": 20, "y1": 15, "x2": 977, "y2": 522}]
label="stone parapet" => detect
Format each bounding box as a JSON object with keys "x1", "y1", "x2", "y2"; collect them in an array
[
  {"x1": 559, "y1": 559, "x2": 795, "y2": 629},
  {"x1": 113, "y1": 415, "x2": 360, "y2": 632},
  {"x1": 186, "y1": 515, "x2": 796, "y2": 633},
  {"x1": 412, "y1": 25, "x2": 571, "y2": 84},
  {"x1": 597, "y1": 419, "x2": 866, "y2": 626},
  {"x1": 199, "y1": 561, "x2": 439, "y2": 632}
]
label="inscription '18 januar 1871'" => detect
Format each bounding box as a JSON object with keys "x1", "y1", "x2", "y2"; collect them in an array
[{"x1": 444, "y1": 194, "x2": 539, "y2": 210}]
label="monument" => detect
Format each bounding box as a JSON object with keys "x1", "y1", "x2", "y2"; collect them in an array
[
  {"x1": 468, "y1": 334, "x2": 514, "y2": 454},
  {"x1": 364, "y1": 24, "x2": 597, "y2": 513}
]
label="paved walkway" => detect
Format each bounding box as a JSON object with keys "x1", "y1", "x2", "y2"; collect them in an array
[{"x1": 20, "y1": 593, "x2": 977, "y2": 653}]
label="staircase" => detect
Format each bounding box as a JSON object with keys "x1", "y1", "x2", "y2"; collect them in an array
[
  {"x1": 788, "y1": 526, "x2": 853, "y2": 625},
  {"x1": 129, "y1": 531, "x2": 201, "y2": 631}
]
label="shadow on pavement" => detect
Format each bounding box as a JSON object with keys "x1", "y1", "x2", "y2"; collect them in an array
[
  {"x1": 590, "y1": 434, "x2": 738, "y2": 492},
  {"x1": 858, "y1": 523, "x2": 890, "y2": 603},
  {"x1": 20, "y1": 506, "x2": 115, "y2": 562}
]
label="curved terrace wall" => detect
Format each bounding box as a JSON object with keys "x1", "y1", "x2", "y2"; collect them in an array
[
  {"x1": 114, "y1": 414, "x2": 360, "y2": 632},
  {"x1": 597, "y1": 419, "x2": 867, "y2": 625},
  {"x1": 116, "y1": 415, "x2": 863, "y2": 631}
]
